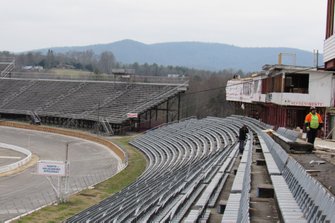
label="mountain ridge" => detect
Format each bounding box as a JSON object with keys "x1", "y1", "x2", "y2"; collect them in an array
[{"x1": 37, "y1": 39, "x2": 322, "y2": 72}]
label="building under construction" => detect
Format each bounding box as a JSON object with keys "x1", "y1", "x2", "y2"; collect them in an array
[{"x1": 226, "y1": 64, "x2": 334, "y2": 138}]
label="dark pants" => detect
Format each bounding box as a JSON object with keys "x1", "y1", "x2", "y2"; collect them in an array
[
  {"x1": 239, "y1": 140, "x2": 245, "y2": 153},
  {"x1": 307, "y1": 128, "x2": 318, "y2": 145}
]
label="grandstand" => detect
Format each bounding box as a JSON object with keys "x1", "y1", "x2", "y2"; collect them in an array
[
  {"x1": 66, "y1": 116, "x2": 335, "y2": 223},
  {"x1": 0, "y1": 77, "x2": 188, "y2": 134}
]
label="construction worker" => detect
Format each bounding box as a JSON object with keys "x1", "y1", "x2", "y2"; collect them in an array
[{"x1": 304, "y1": 106, "x2": 323, "y2": 145}]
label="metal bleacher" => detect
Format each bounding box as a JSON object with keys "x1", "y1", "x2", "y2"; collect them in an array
[
  {"x1": 66, "y1": 117, "x2": 241, "y2": 223},
  {"x1": 230, "y1": 115, "x2": 335, "y2": 222},
  {"x1": 205, "y1": 116, "x2": 252, "y2": 223},
  {"x1": 64, "y1": 115, "x2": 335, "y2": 222},
  {"x1": 0, "y1": 78, "x2": 186, "y2": 125},
  {"x1": 275, "y1": 127, "x2": 300, "y2": 142}
]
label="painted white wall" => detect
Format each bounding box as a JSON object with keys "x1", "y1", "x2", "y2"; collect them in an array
[
  {"x1": 251, "y1": 78, "x2": 265, "y2": 102},
  {"x1": 226, "y1": 79, "x2": 253, "y2": 103},
  {"x1": 226, "y1": 79, "x2": 243, "y2": 102},
  {"x1": 324, "y1": 35, "x2": 335, "y2": 63},
  {"x1": 308, "y1": 71, "x2": 333, "y2": 106}
]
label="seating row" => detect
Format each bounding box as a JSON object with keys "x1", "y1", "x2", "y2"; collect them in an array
[
  {"x1": 229, "y1": 116, "x2": 335, "y2": 222},
  {"x1": 0, "y1": 78, "x2": 185, "y2": 124},
  {"x1": 67, "y1": 116, "x2": 335, "y2": 223},
  {"x1": 66, "y1": 117, "x2": 241, "y2": 222}
]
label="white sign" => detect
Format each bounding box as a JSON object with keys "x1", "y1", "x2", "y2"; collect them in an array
[
  {"x1": 127, "y1": 113, "x2": 138, "y2": 118},
  {"x1": 37, "y1": 160, "x2": 66, "y2": 176}
]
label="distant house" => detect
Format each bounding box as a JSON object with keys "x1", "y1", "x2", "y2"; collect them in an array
[
  {"x1": 325, "y1": 0, "x2": 335, "y2": 70},
  {"x1": 168, "y1": 74, "x2": 184, "y2": 78},
  {"x1": 22, "y1": 66, "x2": 43, "y2": 71}
]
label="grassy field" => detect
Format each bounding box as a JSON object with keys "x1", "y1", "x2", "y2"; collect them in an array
[
  {"x1": 14, "y1": 136, "x2": 146, "y2": 223},
  {"x1": 49, "y1": 68, "x2": 112, "y2": 81},
  {"x1": 50, "y1": 68, "x2": 93, "y2": 77}
]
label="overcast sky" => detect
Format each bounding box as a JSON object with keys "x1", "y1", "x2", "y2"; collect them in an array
[{"x1": 0, "y1": 0, "x2": 327, "y2": 53}]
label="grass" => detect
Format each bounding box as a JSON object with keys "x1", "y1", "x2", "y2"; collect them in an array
[
  {"x1": 50, "y1": 68, "x2": 93, "y2": 77},
  {"x1": 14, "y1": 136, "x2": 146, "y2": 223},
  {"x1": 49, "y1": 68, "x2": 112, "y2": 81}
]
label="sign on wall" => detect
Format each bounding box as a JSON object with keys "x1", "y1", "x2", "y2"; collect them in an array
[{"x1": 127, "y1": 113, "x2": 138, "y2": 118}]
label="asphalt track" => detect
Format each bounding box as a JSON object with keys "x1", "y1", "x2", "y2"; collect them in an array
[{"x1": 0, "y1": 126, "x2": 122, "y2": 222}]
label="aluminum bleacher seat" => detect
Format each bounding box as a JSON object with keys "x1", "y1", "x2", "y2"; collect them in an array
[
  {"x1": 282, "y1": 157, "x2": 335, "y2": 222},
  {"x1": 0, "y1": 78, "x2": 185, "y2": 125},
  {"x1": 67, "y1": 117, "x2": 240, "y2": 222},
  {"x1": 276, "y1": 127, "x2": 300, "y2": 142},
  {"x1": 67, "y1": 116, "x2": 335, "y2": 223},
  {"x1": 221, "y1": 133, "x2": 252, "y2": 223},
  {"x1": 271, "y1": 175, "x2": 307, "y2": 223}
]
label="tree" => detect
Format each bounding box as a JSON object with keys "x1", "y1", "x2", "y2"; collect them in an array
[
  {"x1": 98, "y1": 51, "x2": 116, "y2": 74},
  {"x1": 0, "y1": 51, "x2": 13, "y2": 57},
  {"x1": 45, "y1": 49, "x2": 55, "y2": 69}
]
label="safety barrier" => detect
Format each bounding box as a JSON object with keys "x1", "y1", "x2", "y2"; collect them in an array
[
  {"x1": 1, "y1": 121, "x2": 126, "y2": 222},
  {"x1": 0, "y1": 142, "x2": 32, "y2": 174}
]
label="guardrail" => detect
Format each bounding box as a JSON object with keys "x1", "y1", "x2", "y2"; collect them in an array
[{"x1": 0, "y1": 142, "x2": 32, "y2": 174}]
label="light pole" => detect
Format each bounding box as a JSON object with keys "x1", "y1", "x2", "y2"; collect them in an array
[{"x1": 61, "y1": 140, "x2": 79, "y2": 202}]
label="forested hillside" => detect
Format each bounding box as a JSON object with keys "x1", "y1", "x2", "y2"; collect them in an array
[{"x1": 38, "y1": 39, "x2": 322, "y2": 72}]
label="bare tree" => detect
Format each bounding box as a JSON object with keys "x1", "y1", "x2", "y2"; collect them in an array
[{"x1": 98, "y1": 51, "x2": 116, "y2": 74}]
